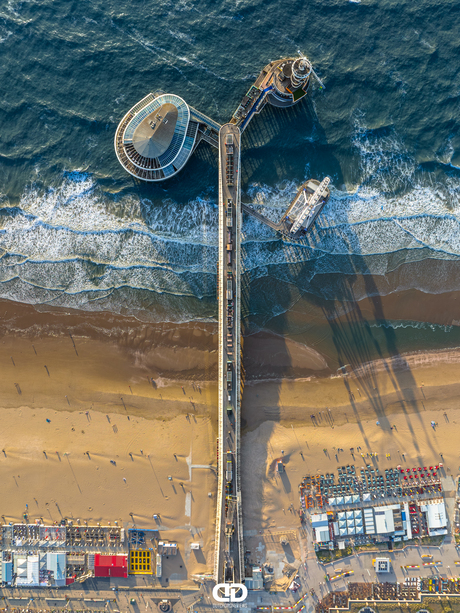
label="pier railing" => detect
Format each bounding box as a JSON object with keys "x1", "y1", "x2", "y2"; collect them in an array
[
  {"x1": 241, "y1": 203, "x2": 281, "y2": 231},
  {"x1": 189, "y1": 107, "x2": 222, "y2": 134},
  {"x1": 198, "y1": 127, "x2": 219, "y2": 149},
  {"x1": 213, "y1": 133, "x2": 225, "y2": 583}
]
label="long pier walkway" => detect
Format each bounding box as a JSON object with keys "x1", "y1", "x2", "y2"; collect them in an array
[
  {"x1": 189, "y1": 107, "x2": 220, "y2": 149},
  {"x1": 214, "y1": 124, "x2": 244, "y2": 586},
  {"x1": 241, "y1": 203, "x2": 281, "y2": 232},
  {"x1": 212, "y1": 59, "x2": 324, "y2": 588}
]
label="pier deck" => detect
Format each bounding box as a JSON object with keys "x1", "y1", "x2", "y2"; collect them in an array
[
  {"x1": 189, "y1": 107, "x2": 220, "y2": 149},
  {"x1": 241, "y1": 203, "x2": 281, "y2": 231},
  {"x1": 214, "y1": 124, "x2": 244, "y2": 585},
  {"x1": 230, "y1": 57, "x2": 311, "y2": 131},
  {"x1": 229, "y1": 61, "x2": 280, "y2": 132}
]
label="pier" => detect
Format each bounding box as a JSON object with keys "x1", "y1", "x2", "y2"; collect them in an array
[
  {"x1": 243, "y1": 177, "x2": 331, "y2": 238},
  {"x1": 114, "y1": 55, "x2": 318, "y2": 182},
  {"x1": 114, "y1": 54, "x2": 330, "y2": 590},
  {"x1": 214, "y1": 124, "x2": 244, "y2": 585},
  {"x1": 230, "y1": 56, "x2": 313, "y2": 132}
]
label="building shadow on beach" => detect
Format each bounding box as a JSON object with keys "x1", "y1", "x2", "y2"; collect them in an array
[
  {"x1": 239, "y1": 94, "x2": 343, "y2": 534},
  {"x1": 239, "y1": 95, "x2": 439, "y2": 534},
  {"x1": 307, "y1": 244, "x2": 437, "y2": 462}
]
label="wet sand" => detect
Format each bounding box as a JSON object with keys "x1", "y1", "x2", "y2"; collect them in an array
[
  {"x1": 0, "y1": 298, "x2": 218, "y2": 380},
  {"x1": 241, "y1": 351, "x2": 460, "y2": 570},
  {"x1": 0, "y1": 300, "x2": 219, "y2": 582},
  {"x1": 2, "y1": 285, "x2": 460, "y2": 382},
  {"x1": 241, "y1": 349, "x2": 460, "y2": 429},
  {"x1": 1, "y1": 288, "x2": 460, "y2": 581}
]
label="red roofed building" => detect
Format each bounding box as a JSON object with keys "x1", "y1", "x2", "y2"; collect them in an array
[{"x1": 94, "y1": 554, "x2": 128, "y2": 578}]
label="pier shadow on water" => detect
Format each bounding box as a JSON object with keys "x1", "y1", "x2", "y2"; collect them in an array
[
  {"x1": 240, "y1": 98, "x2": 437, "y2": 531},
  {"x1": 239, "y1": 95, "x2": 344, "y2": 531},
  {"x1": 125, "y1": 136, "x2": 219, "y2": 204},
  {"x1": 307, "y1": 245, "x2": 437, "y2": 462},
  {"x1": 241, "y1": 95, "x2": 343, "y2": 188}
]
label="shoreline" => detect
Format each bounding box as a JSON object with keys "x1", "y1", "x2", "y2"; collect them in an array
[
  {"x1": 1, "y1": 294, "x2": 460, "y2": 580},
  {"x1": 3, "y1": 287, "x2": 460, "y2": 382}
]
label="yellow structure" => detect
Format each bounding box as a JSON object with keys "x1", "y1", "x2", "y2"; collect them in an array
[{"x1": 129, "y1": 550, "x2": 152, "y2": 575}]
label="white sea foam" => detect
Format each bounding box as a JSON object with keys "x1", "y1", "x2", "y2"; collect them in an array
[
  {"x1": 242, "y1": 117, "x2": 460, "y2": 275},
  {"x1": 0, "y1": 27, "x2": 13, "y2": 43},
  {"x1": 1, "y1": 115, "x2": 460, "y2": 319},
  {"x1": 0, "y1": 172, "x2": 219, "y2": 312},
  {"x1": 369, "y1": 320, "x2": 453, "y2": 333}
]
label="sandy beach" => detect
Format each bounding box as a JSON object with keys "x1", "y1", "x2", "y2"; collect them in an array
[
  {"x1": 241, "y1": 396, "x2": 460, "y2": 577},
  {"x1": 242, "y1": 401, "x2": 460, "y2": 537},
  {"x1": 0, "y1": 406, "x2": 216, "y2": 582},
  {"x1": 1, "y1": 289, "x2": 460, "y2": 582},
  {"x1": 241, "y1": 345, "x2": 460, "y2": 541},
  {"x1": 0, "y1": 299, "x2": 220, "y2": 581}
]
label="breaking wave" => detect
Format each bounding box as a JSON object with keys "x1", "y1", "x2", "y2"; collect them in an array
[{"x1": 2, "y1": 114, "x2": 460, "y2": 324}]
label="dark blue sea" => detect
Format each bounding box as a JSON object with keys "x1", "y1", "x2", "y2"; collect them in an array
[{"x1": 1, "y1": 0, "x2": 460, "y2": 367}]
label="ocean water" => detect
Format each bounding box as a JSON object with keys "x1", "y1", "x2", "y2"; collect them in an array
[{"x1": 1, "y1": 0, "x2": 460, "y2": 363}]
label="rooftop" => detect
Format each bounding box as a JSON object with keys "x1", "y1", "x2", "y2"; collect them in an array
[
  {"x1": 132, "y1": 102, "x2": 178, "y2": 158},
  {"x1": 115, "y1": 93, "x2": 198, "y2": 182}
]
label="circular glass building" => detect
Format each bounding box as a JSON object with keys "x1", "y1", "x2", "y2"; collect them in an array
[{"x1": 115, "y1": 93, "x2": 199, "y2": 181}]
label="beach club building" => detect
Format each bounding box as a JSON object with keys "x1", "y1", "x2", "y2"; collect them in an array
[
  {"x1": 420, "y1": 499, "x2": 448, "y2": 536},
  {"x1": 13, "y1": 552, "x2": 66, "y2": 587},
  {"x1": 0, "y1": 524, "x2": 173, "y2": 586},
  {"x1": 1, "y1": 556, "x2": 12, "y2": 585},
  {"x1": 311, "y1": 513, "x2": 332, "y2": 544},
  {"x1": 0, "y1": 524, "x2": 172, "y2": 587},
  {"x1": 8, "y1": 552, "x2": 128, "y2": 585},
  {"x1": 312, "y1": 499, "x2": 448, "y2": 547}
]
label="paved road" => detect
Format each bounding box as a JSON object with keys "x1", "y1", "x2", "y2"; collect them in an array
[{"x1": 0, "y1": 582, "x2": 201, "y2": 613}]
